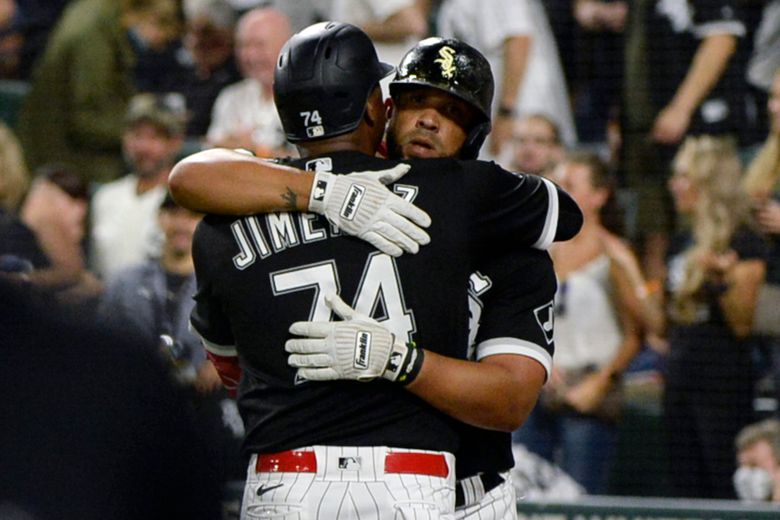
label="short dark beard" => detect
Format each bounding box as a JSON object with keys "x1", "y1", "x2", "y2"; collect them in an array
[{"x1": 385, "y1": 129, "x2": 402, "y2": 159}]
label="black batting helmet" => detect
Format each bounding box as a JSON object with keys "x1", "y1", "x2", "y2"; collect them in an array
[
  {"x1": 274, "y1": 21, "x2": 394, "y2": 142},
  {"x1": 390, "y1": 37, "x2": 494, "y2": 159}
]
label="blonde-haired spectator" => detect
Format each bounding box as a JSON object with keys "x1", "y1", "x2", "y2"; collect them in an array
[
  {"x1": 663, "y1": 135, "x2": 767, "y2": 499},
  {"x1": 0, "y1": 122, "x2": 28, "y2": 212},
  {"x1": 743, "y1": 68, "x2": 780, "y2": 214},
  {"x1": 743, "y1": 69, "x2": 780, "y2": 337}
]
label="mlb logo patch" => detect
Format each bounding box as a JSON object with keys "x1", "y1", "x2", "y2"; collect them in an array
[
  {"x1": 338, "y1": 457, "x2": 361, "y2": 470},
  {"x1": 306, "y1": 126, "x2": 325, "y2": 138},
  {"x1": 305, "y1": 157, "x2": 333, "y2": 172}
]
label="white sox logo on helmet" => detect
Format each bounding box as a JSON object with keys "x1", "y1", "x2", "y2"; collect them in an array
[{"x1": 434, "y1": 46, "x2": 457, "y2": 79}]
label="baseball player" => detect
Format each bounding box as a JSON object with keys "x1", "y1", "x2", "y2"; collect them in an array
[
  {"x1": 184, "y1": 23, "x2": 579, "y2": 520},
  {"x1": 288, "y1": 39, "x2": 559, "y2": 520}
]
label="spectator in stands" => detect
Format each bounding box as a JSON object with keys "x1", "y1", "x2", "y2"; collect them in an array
[
  {"x1": 19, "y1": 165, "x2": 102, "y2": 302},
  {"x1": 90, "y1": 93, "x2": 185, "y2": 280},
  {"x1": 0, "y1": 124, "x2": 99, "y2": 302},
  {"x1": 506, "y1": 113, "x2": 563, "y2": 176},
  {"x1": 744, "y1": 68, "x2": 780, "y2": 299},
  {"x1": 100, "y1": 193, "x2": 217, "y2": 391},
  {"x1": 0, "y1": 121, "x2": 27, "y2": 212},
  {"x1": 621, "y1": 0, "x2": 747, "y2": 283},
  {"x1": 744, "y1": 0, "x2": 780, "y2": 149},
  {"x1": 742, "y1": 68, "x2": 780, "y2": 413},
  {"x1": 570, "y1": 0, "x2": 627, "y2": 150},
  {"x1": 0, "y1": 120, "x2": 37, "y2": 272},
  {"x1": 0, "y1": 0, "x2": 70, "y2": 79},
  {"x1": 206, "y1": 7, "x2": 291, "y2": 156},
  {"x1": 734, "y1": 418, "x2": 780, "y2": 503},
  {"x1": 438, "y1": 0, "x2": 576, "y2": 158},
  {"x1": 99, "y1": 192, "x2": 244, "y2": 483},
  {"x1": 163, "y1": 0, "x2": 240, "y2": 140},
  {"x1": 329, "y1": 0, "x2": 427, "y2": 70},
  {"x1": 16, "y1": 0, "x2": 181, "y2": 185},
  {"x1": 0, "y1": 278, "x2": 223, "y2": 520},
  {"x1": 513, "y1": 152, "x2": 642, "y2": 494},
  {"x1": 663, "y1": 135, "x2": 766, "y2": 499}
]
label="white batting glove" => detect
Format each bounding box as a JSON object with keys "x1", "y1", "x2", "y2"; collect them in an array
[
  {"x1": 307, "y1": 164, "x2": 431, "y2": 257},
  {"x1": 285, "y1": 293, "x2": 423, "y2": 384}
]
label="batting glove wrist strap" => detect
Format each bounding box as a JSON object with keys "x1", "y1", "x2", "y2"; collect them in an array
[
  {"x1": 307, "y1": 170, "x2": 334, "y2": 216},
  {"x1": 383, "y1": 341, "x2": 424, "y2": 386}
]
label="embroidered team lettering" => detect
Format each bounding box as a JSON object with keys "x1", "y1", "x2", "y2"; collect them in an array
[
  {"x1": 354, "y1": 331, "x2": 372, "y2": 369},
  {"x1": 340, "y1": 184, "x2": 366, "y2": 221},
  {"x1": 434, "y1": 46, "x2": 457, "y2": 79},
  {"x1": 230, "y1": 213, "x2": 340, "y2": 269}
]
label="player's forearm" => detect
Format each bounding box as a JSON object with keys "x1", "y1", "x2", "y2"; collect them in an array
[
  {"x1": 169, "y1": 149, "x2": 312, "y2": 215},
  {"x1": 406, "y1": 351, "x2": 545, "y2": 431},
  {"x1": 361, "y1": 5, "x2": 427, "y2": 42},
  {"x1": 667, "y1": 34, "x2": 737, "y2": 114},
  {"x1": 499, "y1": 35, "x2": 531, "y2": 111}
]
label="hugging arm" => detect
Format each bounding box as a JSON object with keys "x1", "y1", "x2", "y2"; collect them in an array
[{"x1": 169, "y1": 149, "x2": 431, "y2": 256}]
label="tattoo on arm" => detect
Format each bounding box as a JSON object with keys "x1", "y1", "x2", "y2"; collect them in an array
[{"x1": 282, "y1": 187, "x2": 298, "y2": 211}]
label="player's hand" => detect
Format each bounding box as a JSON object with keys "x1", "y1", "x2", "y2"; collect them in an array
[
  {"x1": 285, "y1": 293, "x2": 421, "y2": 384},
  {"x1": 651, "y1": 104, "x2": 691, "y2": 145},
  {"x1": 754, "y1": 199, "x2": 780, "y2": 235},
  {"x1": 307, "y1": 164, "x2": 431, "y2": 257}
]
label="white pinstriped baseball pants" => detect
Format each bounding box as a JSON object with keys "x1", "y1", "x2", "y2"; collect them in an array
[
  {"x1": 454, "y1": 472, "x2": 516, "y2": 520},
  {"x1": 241, "y1": 446, "x2": 456, "y2": 519}
]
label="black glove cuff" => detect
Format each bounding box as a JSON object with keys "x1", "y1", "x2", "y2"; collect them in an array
[{"x1": 396, "y1": 341, "x2": 425, "y2": 386}]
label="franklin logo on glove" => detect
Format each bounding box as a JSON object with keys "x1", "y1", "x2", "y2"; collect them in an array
[
  {"x1": 340, "y1": 184, "x2": 366, "y2": 221},
  {"x1": 354, "y1": 331, "x2": 372, "y2": 369}
]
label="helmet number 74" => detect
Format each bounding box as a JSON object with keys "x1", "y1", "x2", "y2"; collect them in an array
[{"x1": 300, "y1": 110, "x2": 322, "y2": 126}]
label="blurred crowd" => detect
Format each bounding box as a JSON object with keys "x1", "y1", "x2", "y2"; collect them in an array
[{"x1": 1, "y1": 0, "x2": 780, "y2": 512}]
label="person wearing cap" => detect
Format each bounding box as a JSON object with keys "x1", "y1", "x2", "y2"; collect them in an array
[
  {"x1": 99, "y1": 192, "x2": 220, "y2": 391},
  {"x1": 90, "y1": 93, "x2": 186, "y2": 280}
]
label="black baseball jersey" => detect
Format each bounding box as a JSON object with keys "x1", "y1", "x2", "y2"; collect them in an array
[
  {"x1": 191, "y1": 151, "x2": 579, "y2": 455},
  {"x1": 457, "y1": 248, "x2": 557, "y2": 478},
  {"x1": 646, "y1": 0, "x2": 747, "y2": 135}
]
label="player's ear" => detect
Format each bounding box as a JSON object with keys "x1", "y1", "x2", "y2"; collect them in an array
[
  {"x1": 385, "y1": 98, "x2": 394, "y2": 120},
  {"x1": 364, "y1": 87, "x2": 386, "y2": 130}
]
